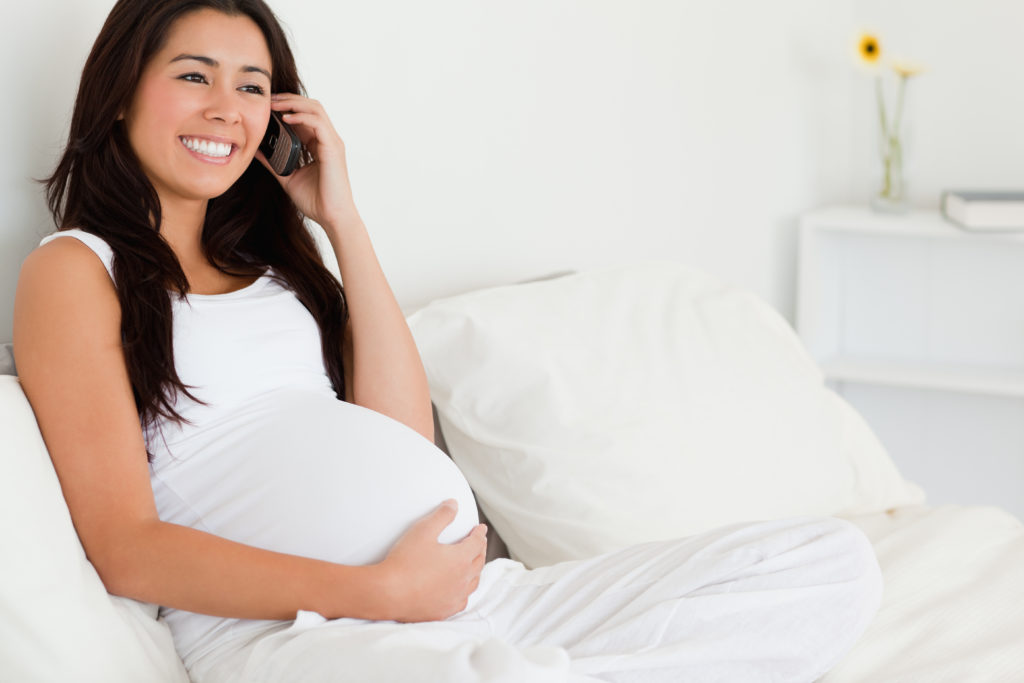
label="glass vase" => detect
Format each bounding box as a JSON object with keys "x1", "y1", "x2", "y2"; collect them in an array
[
  {"x1": 871, "y1": 131, "x2": 909, "y2": 213},
  {"x1": 870, "y1": 73, "x2": 911, "y2": 214}
]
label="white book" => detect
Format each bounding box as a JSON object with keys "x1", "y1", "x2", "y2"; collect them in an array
[{"x1": 941, "y1": 190, "x2": 1024, "y2": 231}]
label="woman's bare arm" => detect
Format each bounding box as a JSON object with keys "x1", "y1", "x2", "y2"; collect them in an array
[
  {"x1": 256, "y1": 93, "x2": 434, "y2": 442},
  {"x1": 13, "y1": 238, "x2": 483, "y2": 622},
  {"x1": 326, "y1": 212, "x2": 434, "y2": 442}
]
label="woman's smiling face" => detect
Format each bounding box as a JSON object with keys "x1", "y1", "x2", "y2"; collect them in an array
[{"x1": 121, "y1": 8, "x2": 272, "y2": 208}]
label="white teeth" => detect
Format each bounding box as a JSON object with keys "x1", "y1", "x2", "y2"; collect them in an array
[{"x1": 181, "y1": 137, "x2": 232, "y2": 158}]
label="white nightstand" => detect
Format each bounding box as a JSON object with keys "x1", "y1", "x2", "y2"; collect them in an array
[{"x1": 797, "y1": 206, "x2": 1024, "y2": 519}]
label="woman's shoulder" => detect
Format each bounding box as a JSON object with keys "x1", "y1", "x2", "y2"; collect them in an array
[
  {"x1": 26, "y1": 233, "x2": 110, "y2": 282},
  {"x1": 35, "y1": 229, "x2": 116, "y2": 283},
  {"x1": 18, "y1": 232, "x2": 119, "y2": 320}
]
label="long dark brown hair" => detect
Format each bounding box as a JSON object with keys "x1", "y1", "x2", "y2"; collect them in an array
[{"x1": 44, "y1": 0, "x2": 348, "y2": 454}]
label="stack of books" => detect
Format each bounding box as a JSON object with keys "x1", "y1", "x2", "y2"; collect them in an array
[{"x1": 941, "y1": 190, "x2": 1024, "y2": 232}]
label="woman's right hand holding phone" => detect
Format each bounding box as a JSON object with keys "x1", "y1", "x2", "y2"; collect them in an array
[{"x1": 374, "y1": 500, "x2": 488, "y2": 623}]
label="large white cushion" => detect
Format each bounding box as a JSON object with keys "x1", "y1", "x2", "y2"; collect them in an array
[
  {"x1": 0, "y1": 375, "x2": 189, "y2": 682},
  {"x1": 408, "y1": 262, "x2": 924, "y2": 569}
]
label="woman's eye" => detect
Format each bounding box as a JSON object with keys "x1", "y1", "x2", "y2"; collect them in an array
[{"x1": 177, "y1": 72, "x2": 264, "y2": 95}]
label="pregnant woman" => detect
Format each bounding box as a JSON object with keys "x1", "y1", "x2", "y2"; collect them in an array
[{"x1": 14, "y1": 1, "x2": 882, "y2": 681}]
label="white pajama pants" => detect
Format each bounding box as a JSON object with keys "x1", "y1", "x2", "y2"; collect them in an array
[{"x1": 186, "y1": 516, "x2": 881, "y2": 683}]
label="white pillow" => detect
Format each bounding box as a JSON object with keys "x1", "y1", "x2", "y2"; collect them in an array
[
  {"x1": 408, "y1": 262, "x2": 924, "y2": 569},
  {"x1": 0, "y1": 375, "x2": 189, "y2": 682}
]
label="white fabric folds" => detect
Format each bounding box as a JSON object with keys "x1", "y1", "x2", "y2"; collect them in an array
[{"x1": 187, "y1": 516, "x2": 882, "y2": 683}]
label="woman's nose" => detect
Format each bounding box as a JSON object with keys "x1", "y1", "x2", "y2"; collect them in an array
[{"x1": 204, "y1": 86, "x2": 242, "y2": 124}]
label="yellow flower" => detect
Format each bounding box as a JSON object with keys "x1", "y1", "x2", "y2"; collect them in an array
[
  {"x1": 857, "y1": 33, "x2": 882, "y2": 65},
  {"x1": 891, "y1": 59, "x2": 924, "y2": 78}
]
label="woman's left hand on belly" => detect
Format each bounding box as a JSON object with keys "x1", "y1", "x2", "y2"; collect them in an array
[{"x1": 374, "y1": 499, "x2": 489, "y2": 623}]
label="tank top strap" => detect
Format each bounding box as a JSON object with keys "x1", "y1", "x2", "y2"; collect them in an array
[{"x1": 38, "y1": 229, "x2": 116, "y2": 284}]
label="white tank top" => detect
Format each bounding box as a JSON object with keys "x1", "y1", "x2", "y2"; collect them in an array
[{"x1": 38, "y1": 230, "x2": 479, "y2": 664}]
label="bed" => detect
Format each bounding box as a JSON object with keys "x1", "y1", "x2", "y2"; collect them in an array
[{"x1": 2, "y1": 260, "x2": 1022, "y2": 682}]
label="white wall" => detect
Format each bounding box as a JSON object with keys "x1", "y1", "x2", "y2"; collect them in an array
[
  {"x1": 2, "y1": 0, "x2": 857, "y2": 341},
  {"x1": 849, "y1": 0, "x2": 1024, "y2": 203},
  {"x1": 275, "y1": 0, "x2": 859, "y2": 321},
  {"x1": 2, "y1": 0, "x2": 1022, "y2": 343}
]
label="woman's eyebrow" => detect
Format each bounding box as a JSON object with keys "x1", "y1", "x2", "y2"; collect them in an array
[{"x1": 170, "y1": 53, "x2": 271, "y2": 80}]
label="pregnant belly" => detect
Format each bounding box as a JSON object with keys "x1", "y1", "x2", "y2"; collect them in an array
[{"x1": 150, "y1": 388, "x2": 479, "y2": 566}]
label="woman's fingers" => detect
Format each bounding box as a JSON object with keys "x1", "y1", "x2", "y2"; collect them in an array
[
  {"x1": 270, "y1": 93, "x2": 326, "y2": 113},
  {"x1": 270, "y1": 95, "x2": 331, "y2": 130},
  {"x1": 278, "y1": 111, "x2": 332, "y2": 141},
  {"x1": 416, "y1": 500, "x2": 459, "y2": 540},
  {"x1": 461, "y1": 524, "x2": 487, "y2": 562},
  {"x1": 268, "y1": 91, "x2": 306, "y2": 102},
  {"x1": 268, "y1": 95, "x2": 340, "y2": 151}
]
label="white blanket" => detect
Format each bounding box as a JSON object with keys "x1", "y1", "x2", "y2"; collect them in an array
[
  {"x1": 186, "y1": 516, "x2": 880, "y2": 682},
  {"x1": 827, "y1": 504, "x2": 1024, "y2": 682}
]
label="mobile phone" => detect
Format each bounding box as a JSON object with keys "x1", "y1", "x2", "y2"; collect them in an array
[{"x1": 260, "y1": 111, "x2": 302, "y2": 176}]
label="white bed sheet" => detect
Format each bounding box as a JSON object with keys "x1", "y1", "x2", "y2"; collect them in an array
[{"x1": 826, "y1": 504, "x2": 1024, "y2": 682}]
